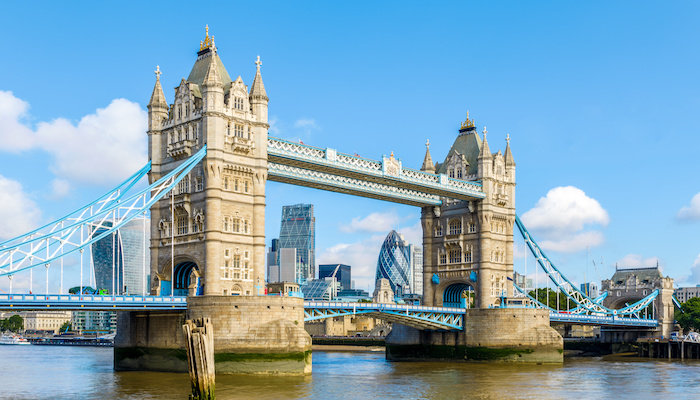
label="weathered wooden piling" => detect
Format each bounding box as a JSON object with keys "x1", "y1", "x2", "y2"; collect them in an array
[{"x1": 183, "y1": 318, "x2": 215, "y2": 400}]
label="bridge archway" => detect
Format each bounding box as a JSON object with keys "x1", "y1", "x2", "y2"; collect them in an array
[
  {"x1": 442, "y1": 282, "x2": 475, "y2": 308},
  {"x1": 173, "y1": 260, "x2": 201, "y2": 296}
]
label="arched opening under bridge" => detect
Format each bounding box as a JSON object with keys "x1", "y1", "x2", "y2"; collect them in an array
[
  {"x1": 443, "y1": 283, "x2": 475, "y2": 308},
  {"x1": 174, "y1": 261, "x2": 200, "y2": 296}
]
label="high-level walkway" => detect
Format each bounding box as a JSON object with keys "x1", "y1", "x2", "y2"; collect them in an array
[{"x1": 267, "y1": 137, "x2": 485, "y2": 206}]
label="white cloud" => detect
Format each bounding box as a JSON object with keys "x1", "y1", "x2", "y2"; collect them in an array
[
  {"x1": 340, "y1": 211, "x2": 400, "y2": 233},
  {"x1": 317, "y1": 238, "x2": 382, "y2": 292},
  {"x1": 294, "y1": 118, "x2": 318, "y2": 130},
  {"x1": 538, "y1": 231, "x2": 605, "y2": 253},
  {"x1": 521, "y1": 186, "x2": 609, "y2": 253},
  {"x1": 678, "y1": 192, "x2": 700, "y2": 221},
  {"x1": 268, "y1": 115, "x2": 280, "y2": 136},
  {"x1": 0, "y1": 91, "x2": 34, "y2": 151},
  {"x1": 685, "y1": 255, "x2": 700, "y2": 285},
  {"x1": 0, "y1": 92, "x2": 147, "y2": 186},
  {"x1": 49, "y1": 179, "x2": 71, "y2": 200},
  {"x1": 35, "y1": 99, "x2": 147, "y2": 184},
  {"x1": 615, "y1": 254, "x2": 661, "y2": 270},
  {"x1": 0, "y1": 175, "x2": 41, "y2": 240}
]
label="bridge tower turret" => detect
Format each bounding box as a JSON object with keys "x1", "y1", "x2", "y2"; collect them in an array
[
  {"x1": 147, "y1": 66, "x2": 168, "y2": 168},
  {"x1": 118, "y1": 27, "x2": 311, "y2": 375},
  {"x1": 421, "y1": 113, "x2": 516, "y2": 309},
  {"x1": 146, "y1": 28, "x2": 269, "y2": 297}
]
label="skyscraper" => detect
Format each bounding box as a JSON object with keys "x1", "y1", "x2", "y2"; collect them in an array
[
  {"x1": 278, "y1": 204, "x2": 315, "y2": 284},
  {"x1": 409, "y1": 244, "x2": 423, "y2": 296},
  {"x1": 318, "y1": 264, "x2": 351, "y2": 291},
  {"x1": 91, "y1": 218, "x2": 150, "y2": 295},
  {"x1": 375, "y1": 230, "x2": 411, "y2": 297}
]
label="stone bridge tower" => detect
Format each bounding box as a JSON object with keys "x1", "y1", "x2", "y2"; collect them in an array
[
  {"x1": 421, "y1": 114, "x2": 516, "y2": 308},
  {"x1": 147, "y1": 28, "x2": 268, "y2": 297},
  {"x1": 601, "y1": 266, "x2": 675, "y2": 341},
  {"x1": 118, "y1": 28, "x2": 311, "y2": 375},
  {"x1": 387, "y1": 114, "x2": 562, "y2": 363}
]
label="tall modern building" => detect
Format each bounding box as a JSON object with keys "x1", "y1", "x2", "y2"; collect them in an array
[
  {"x1": 91, "y1": 218, "x2": 150, "y2": 295},
  {"x1": 408, "y1": 245, "x2": 423, "y2": 296},
  {"x1": 376, "y1": 230, "x2": 412, "y2": 297},
  {"x1": 278, "y1": 204, "x2": 315, "y2": 284},
  {"x1": 319, "y1": 264, "x2": 351, "y2": 291}
]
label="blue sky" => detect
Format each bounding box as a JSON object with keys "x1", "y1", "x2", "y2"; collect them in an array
[{"x1": 0, "y1": 1, "x2": 699, "y2": 293}]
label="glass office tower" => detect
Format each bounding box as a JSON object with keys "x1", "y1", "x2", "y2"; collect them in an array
[{"x1": 278, "y1": 204, "x2": 315, "y2": 284}]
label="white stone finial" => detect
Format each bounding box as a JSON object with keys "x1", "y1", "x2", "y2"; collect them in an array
[
  {"x1": 482, "y1": 126, "x2": 487, "y2": 139},
  {"x1": 255, "y1": 55, "x2": 262, "y2": 70},
  {"x1": 154, "y1": 65, "x2": 162, "y2": 79},
  {"x1": 425, "y1": 139, "x2": 430, "y2": 148},
  {"x1": 506, "y1": 134, "x2": 510, "y2": 145}
]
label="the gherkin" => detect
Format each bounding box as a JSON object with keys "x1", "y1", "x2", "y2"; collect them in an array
[{"x1": 375, "y1": 230, "x2": 411, "y2": 296}]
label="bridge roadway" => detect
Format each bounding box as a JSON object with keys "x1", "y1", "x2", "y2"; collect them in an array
[{"x1": 0, "y1": 295, "x2": 658, "y2": 330}]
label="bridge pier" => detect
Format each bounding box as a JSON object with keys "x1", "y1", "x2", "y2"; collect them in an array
[
  {"x1": 385, "y1": 308, "x2": 562, "y2": 363},
  {"x1": 115, "y1": 296, "x2": 311, "y2": 374}
]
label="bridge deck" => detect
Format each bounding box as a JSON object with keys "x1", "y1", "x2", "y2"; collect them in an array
[
  {"x1": 0, "y1": 295, "x2": 659, "y2": 328},
  {"x1": 0, "y1": 294, "x2": 187, "y2": 311}
]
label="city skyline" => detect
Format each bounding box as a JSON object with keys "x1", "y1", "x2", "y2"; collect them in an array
[{"x1": 0, "y1": 2, "x2": 698, "y2": 293}]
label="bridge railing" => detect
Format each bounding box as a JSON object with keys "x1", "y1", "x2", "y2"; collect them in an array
[
  {"x1": 303, "y1": 301, "x2": 466, "y2": 314},
  {"x1": 268, "y1": 137, "x2": 484, "y2": 199}
]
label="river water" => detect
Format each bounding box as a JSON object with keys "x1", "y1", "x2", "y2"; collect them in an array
[{"x1": 1, "y1": 346, "x2": 699, "y2": 399}]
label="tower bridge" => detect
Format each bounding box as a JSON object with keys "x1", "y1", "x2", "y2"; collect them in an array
[{"x1": 0, "y1": 28, "x2": 672, "y2": 373}]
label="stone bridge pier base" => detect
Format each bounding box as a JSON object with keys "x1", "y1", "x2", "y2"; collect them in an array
[
  {"x1": 385, "y1": 308, "x2": 563, "y2": 363},
  {"x1": 115, "y1": 296, "x2": 312, "y2": 374}
]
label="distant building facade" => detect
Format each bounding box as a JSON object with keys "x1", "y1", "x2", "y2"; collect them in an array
[
  {"x1": 91, "y1": 218, "x2": 150, "y2": 295},
  {"x1": 580, "y1": 282, "x2": 599, "y2": 298},
  {"x1": 674, "y1": 285, "x2": 700, "y2": 303},
  {"x1": 302, "y1": 277, "x2": 339, "y2": 301},
  {"x1": 23, "y1": 311, "x2": 72, "y2": 334},
  {"x1": 269, "y1": 204, "x2": 315, "y2": 285},
  {"x1": 513, "y1": 271, "x2": 533, "y2": 291},
  {"x1": 72, "y1": 311, "x2": 117, "y2": 334},
  {"x1": 375, "y1": 230, "x2": 412, "y2": 297},
  {"x1": 409, "y1": 245, "x2": 423, "y2": 296},
  {"x1": 319, "y1": 264, "x2": 351, "y2": 291}
]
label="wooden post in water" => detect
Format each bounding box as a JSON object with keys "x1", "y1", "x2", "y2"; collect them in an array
[{"x1": 183, "y1": 318, "x2": 215, "y2": 400}]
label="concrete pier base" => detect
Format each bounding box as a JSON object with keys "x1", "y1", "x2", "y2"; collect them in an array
[
  {"x1": 386, "y1": 308, "x2": 563, "y2": 363},
  {"x1": 115, "y1": 296, "x2": 312, "y2": 374}
]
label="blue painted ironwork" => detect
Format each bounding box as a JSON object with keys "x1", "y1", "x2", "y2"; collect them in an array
[
  {"x1": 303, "y1": 301, "x2": 465, "y2": 331},
  {"x1": 443, "y1": 283, "x2": 474, "y2": 308},
  {"x1": 267, "y1": 136, "x2": 485, "y2": 206},
  {"x1": 0, "y1": 293, "x2": 187, "y2": 311},
  {"x1": 515, "y1": 215, "x2": 659, "y2": 317},
  {"x1": 0, "y1": 146, "x2": 207, "y2": 277},
  {"x1": 549, "y1": 312, "x2": 658, "y2": 328},
  {"x1": 673, "y1": 296, "x2": 682, "y2": 309}
]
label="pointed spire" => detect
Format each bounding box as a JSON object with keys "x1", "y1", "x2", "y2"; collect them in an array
[
  {"x1": 202, "y1": 54, "x2": 223, "y2": 88},
  {"x1": 250, "y1": 55, "x2": 268, "y2": 101},
  {"x1": 421, "y1": 139, "x2": 436, "y2": 173},
  {"x1": 504, "y1": 134, "x2": 515, "y2": 166},
  {"x1": 478, "y1": 127, "x2": 492, "y2": 160},
  {"x1": 148, "y1": 65, "x2": 167, "y2": 107}
]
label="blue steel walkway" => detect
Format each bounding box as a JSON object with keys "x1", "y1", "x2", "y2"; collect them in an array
[
  {"x1": 0, "y1": 294, "x2": 187, "y2": 311},
  {"x1": 0, "y1": 295, "x2": 659, "y2": 329}
]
